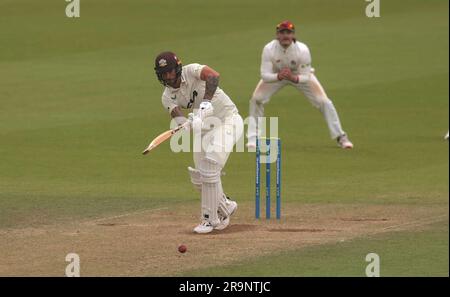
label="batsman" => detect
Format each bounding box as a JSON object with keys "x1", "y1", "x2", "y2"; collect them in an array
[{"x1": 154, "y1": 52, "x2": 243, "y2": 234}]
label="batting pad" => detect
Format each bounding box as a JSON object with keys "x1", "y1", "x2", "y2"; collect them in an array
[{"x1": 199, "y1": 157, "x2": 222, "y2": 226}]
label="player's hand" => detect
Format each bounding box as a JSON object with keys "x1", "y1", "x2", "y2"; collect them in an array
[
  {"x1": 287, "y1": 73, "x2": 299, "y2": 83},
  {"x1": 196, "y1": 100, "x2": 214, "y2": 120},
  {"x1": 187, "y1": 112, "x2": 195, "y2": 123},
  {"x1": 278, "y1": 68, "x2": 291, "y2": 80},
  {"x1": 280, "y1": 68, "x2": 299, "y2": 83},
  {"x1": 183, "y1": 113, "x2": 195, "y2": 132}
]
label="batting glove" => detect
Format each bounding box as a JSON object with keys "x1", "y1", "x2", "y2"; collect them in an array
[{"x1": 196, "y1": 100, "x2": 214, "y2": 120}]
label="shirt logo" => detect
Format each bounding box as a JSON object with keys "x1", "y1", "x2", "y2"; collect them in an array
[
  {"x1": 291, "y1": 60, "x2": 296, "y2": 65},
  {"x1": 171, "y1": 95, "x2": 176, "y2": 100},
  {"x1": 276, "y1": 59, "x2": 281, "y2": 63},
  {"x1": 159, "y1": 59, "x2": 167, "y2": 67}
]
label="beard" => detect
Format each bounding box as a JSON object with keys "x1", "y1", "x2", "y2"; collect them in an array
[
  {"x1": 279, "y1": 38, "x2": 293, "y2": 46},
  {"x1": 166, "y1": 77, "x2": 180, "y2": 88}
]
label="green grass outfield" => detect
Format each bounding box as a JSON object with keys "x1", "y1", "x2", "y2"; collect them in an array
[
  {"x1": 0, "y1": 0, "x2": 448, "y2": 276},
  {"x1": 182, "y1": 221, "x2": 449, "y2": 276}
]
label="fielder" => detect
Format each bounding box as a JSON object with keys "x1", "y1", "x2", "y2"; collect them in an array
[
  {"x1": 154, "y1": 52, "x2": 243, "y2": 234},
  {"x1": 247, "y1": 20, "x2": 354, "y2": 149}
]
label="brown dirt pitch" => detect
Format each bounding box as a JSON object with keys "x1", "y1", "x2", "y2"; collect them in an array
[{"x1": 0, "y1": 202, "x2": 447, "y2": 276}]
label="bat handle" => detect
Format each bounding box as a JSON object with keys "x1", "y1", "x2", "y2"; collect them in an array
[{"x1": 174, "y1": 120, "x2": 191, "y2": 133}]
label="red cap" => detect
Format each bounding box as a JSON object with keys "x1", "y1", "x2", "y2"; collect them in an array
[{"x1": 276, "y1": 20, "x2": 295, "y2": 32}]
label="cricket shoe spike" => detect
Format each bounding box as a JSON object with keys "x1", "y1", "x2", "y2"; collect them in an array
[
  {"x1": 215, "y1": 197, "x2": 238, "y2": 231},
  {"x1": 337, "y1": 134, "x2": 354, "y2": 149},
  {"x1": 193, "y1": 220, "x2": 215, "y2": 234}
]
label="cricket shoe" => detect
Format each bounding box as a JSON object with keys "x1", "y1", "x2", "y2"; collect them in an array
[
  {"x1": 215, "y1": 199, "x2": 238, "y2": 231},
  {"x1": 337, "y1": 134, "x2": 354, "y2": 149},
  {"x1": 246, "y1": 136, "x2": 257, "y2": 150},
  {"x1": 246, "y1": 141, "x2": 257, "y2": 150},
  {"x1": 193, "y1": 220, "x2": 215, "y2": 234}
]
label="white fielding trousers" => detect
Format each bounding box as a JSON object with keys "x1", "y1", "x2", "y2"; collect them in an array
[{"x1": 248, "y1": 74, "x2": 346, "y2": 141}]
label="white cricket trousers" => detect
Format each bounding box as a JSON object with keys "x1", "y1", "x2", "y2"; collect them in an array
[
  {"x1": 193, "y1": 112, "x2": 244, "y2": 169},
  {"x1": 191, "y1": 112, "x2": 243, "y2": 224},
  {"x1": 248, "y1": 74, "x2": 346, "y2": 140}
]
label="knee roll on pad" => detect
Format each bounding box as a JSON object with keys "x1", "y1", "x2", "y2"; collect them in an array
[
  {"x1": 188, "y1": 166, "x2": 202, "y2": 192},
  {"x1": 199, "y1": 158, "x2": 222, "y2": 184}
]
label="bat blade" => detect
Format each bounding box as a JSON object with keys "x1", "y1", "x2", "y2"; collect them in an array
[
  {"x1": 142, "y1": 123, "x2": 187, "y2": 155},
  {"x1": 142, "y1": 130, "x2": 173, "y2": 155}
]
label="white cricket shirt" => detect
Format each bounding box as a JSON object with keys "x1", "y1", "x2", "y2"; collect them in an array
[
  {"x1": 161, "y1": 63, "x2": 238, "y2": 120},
  {"x1": 260, "y1": 40, "x2": 312, "y2": 83}
]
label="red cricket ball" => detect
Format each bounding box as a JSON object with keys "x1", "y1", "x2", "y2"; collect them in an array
[{"x1": 178, "y1": 244, "x2": 187, "y2": 253}]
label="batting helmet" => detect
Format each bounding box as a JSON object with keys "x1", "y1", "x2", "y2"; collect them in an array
[{"x1": 154, "y1": 51, "x2": 182, "y2": 86}]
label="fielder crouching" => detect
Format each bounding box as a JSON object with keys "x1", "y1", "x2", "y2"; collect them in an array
[
  {"x1": 247, "y1": 20, "x2": 354, "y2": 149},
  {"x1": 154, "y1": 52, "x2": 243, "y2": 234}
]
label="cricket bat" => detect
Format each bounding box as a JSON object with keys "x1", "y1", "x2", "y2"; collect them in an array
[{"x1": 142, "y1": 121, "x2": 190, "y2": 155}]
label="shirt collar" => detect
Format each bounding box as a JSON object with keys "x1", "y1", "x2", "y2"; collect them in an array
[{"x1": 277, "y1": 40, "x2": 294, "y2": 52}]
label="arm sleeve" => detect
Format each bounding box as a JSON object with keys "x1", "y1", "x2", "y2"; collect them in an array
[
  {"x1": 297, "y1": 44, "x2": 312, "y2": 83},
  {"x1": 162, "y1": 95, "x2": 187, "y2": 125},
  {"x1": 260, "y1": 47, "x2": 279, "y2": 83},
  {"x1": 184, "y1": 63, "x2": 205, "y2": 81},
  {"x1": 161, "y1": 94, "x2": 178, "y2": 115}
]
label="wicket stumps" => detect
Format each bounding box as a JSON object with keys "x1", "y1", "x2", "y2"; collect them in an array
[{"x1": 255, "y1": 137, "x2": 281, "y2": 219}]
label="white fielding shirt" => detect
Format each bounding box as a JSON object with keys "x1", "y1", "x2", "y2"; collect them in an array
[
  {"x1": 161, "y1": 63, "x2": 238, "y2": 120},
  {"x1": 260, "y1": 40, "x2": 312, "y2": 83}
]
